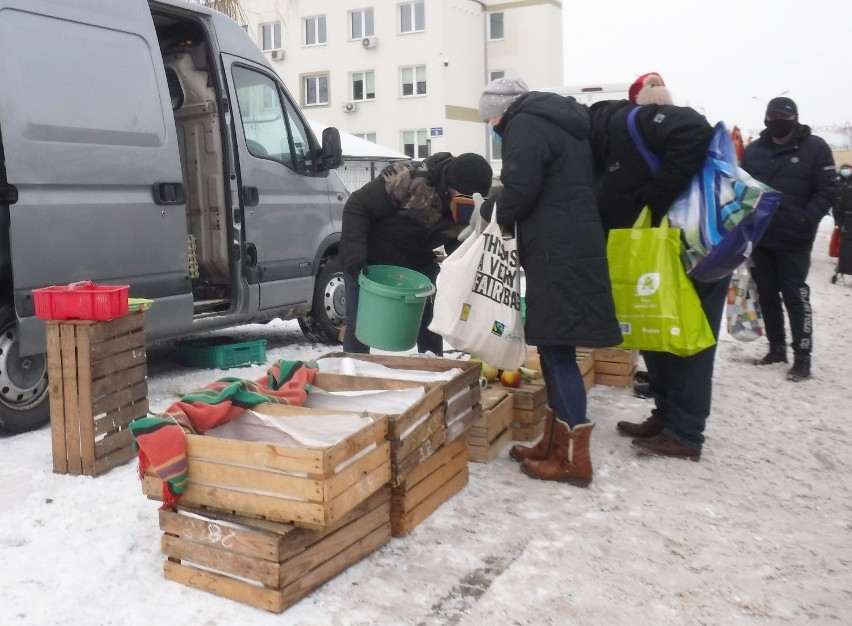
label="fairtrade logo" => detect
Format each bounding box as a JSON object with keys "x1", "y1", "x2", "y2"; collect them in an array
[
  {"x1": 636, "y1": 272, "x2": 660, "y2": 296},
  {"x1": 459, "y1": 303, "x2": 471, "y2": 321},
  {"x1": 491, "y1": 321, "x2": 505, "y2": 337}
]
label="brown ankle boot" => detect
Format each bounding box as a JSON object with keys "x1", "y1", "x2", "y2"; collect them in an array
[
  {"x1": 521, "y1": 421, "x2": 594, "y2": 487},
  {"x1": 509, "y1": 408, "x2": 555, "y2": 462}
]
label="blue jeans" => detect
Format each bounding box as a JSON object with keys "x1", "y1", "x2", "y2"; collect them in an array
[
  {"x1": 642, "y1": 277, "x2": 729, "y2": 451},
  {"x1": 537, "y1": 345, "x2": 587, "y2": 428},
  {"x1": 342, "y1": 263, "x2": 443, "y2": 355}
]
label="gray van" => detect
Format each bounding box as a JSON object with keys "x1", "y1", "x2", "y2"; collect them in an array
[{"x1": 0, "y1": 0, "x2": 349, "y2": 432}]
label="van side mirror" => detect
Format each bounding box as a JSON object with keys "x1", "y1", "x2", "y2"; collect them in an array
[{"x1": 319, "y1": 127, "x2": 343, "y2": 170}]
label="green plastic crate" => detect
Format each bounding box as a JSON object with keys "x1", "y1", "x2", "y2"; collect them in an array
[{"x1": 176, "y1": 337, "x2": 266, "y2": 369}]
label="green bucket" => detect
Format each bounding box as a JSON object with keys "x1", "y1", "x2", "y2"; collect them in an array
[{"x1": 356, "y1": 265, "x2": 435, "y2": 351}]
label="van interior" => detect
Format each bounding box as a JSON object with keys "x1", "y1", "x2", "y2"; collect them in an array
[{"x1": 153, "y1": 10, "x2": 233, "y2": 317}]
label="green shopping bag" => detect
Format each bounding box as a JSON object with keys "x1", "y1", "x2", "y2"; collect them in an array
[{"x1": 607, "y1": 208, "x2": 715, "y2": 357}]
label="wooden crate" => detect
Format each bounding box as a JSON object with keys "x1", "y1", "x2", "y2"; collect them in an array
[
  {"x1": 496, "y1": 380, "x2": 547, "y2": 441},
  {"x1": 160, "y1": 487, "x2": 391, "y2": 613},
  {"x1": 142, "y1": 405, "x2": 391, "y2": 530},
  {"x1": 468, "y1": 388, "x2": 513, "y2": 463},
  {"x1": 593, "y1": 347, "x2": 639, "y2": 387},
  {"x1": 391, "y1": 434, "x2": 469, "y2": 537},
  {"x1": 576, "y1": 349, "x2": 596, "y2": 392},
  {"x1": 309, "y1": 372, "x2": 445, "y2": 488},
  {"x1": 47, "y1": 311, "x2": 148, "y2": 476},
  {"x1": 443, "y1": 380, "x2": 483, "y2": 444}
]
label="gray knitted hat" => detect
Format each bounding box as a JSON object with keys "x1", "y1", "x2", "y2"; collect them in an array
[{"x1": 478, "y1": 77, "x2": 529, "y2": 121}]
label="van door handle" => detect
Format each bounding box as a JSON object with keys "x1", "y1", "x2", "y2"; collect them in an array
[
  {"x1": 242, "y1": 186, "x2": 259, "y2": 207},
  {"x1": 153, "y1": 182, "x2": 186, "y2": 205}
]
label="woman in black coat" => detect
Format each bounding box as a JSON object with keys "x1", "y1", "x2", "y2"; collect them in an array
[{"x1": 478, "y1": 77, "x2": 622, "y2": 486}]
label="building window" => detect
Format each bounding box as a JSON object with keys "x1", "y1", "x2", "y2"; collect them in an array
[
  {"x1": 351, "y1": 70, "x2": 375, "y2": 101},
  {"x1": 401, "y1": 66, "x2": 427, "y2": 97},
  {"x1": 400, "y1": 1, "x2": 425, "y2": 34},
  {"x1": 354, "y1": 132, "x2": 377, "y2": 143},
  {"x1": 304, "y1": 74, "x2": 328, "y2": 106},
  {"x1": 350, "y1": 8, "x2": 375, "y2": 39},
  {"x1": 489, "y1": 70, "x2": 505, "y2": 81},
  {"x1": 304, "y1": 16, "x2": 326, "y2": 46},
  {"x1": 488, "y1": 12, "x2": 504, "y2": 40},
  {"x1": 402, "y1": 129, "x2": 428, "y2": 158},
  {"x1": 260, "y1": 22, "x2": 282, "y2": 51}
]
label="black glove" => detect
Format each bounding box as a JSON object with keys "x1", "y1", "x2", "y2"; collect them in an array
[
  {"x1": 479, "y1": 196, "x2": 496, "y2": 221},
  {"x1": 347, "y1": 261, "x2": 369, "y2": 277}
]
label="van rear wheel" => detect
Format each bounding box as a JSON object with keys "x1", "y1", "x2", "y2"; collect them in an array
[
  {"x1": 0, "y1": 307, "x2": 50, "y2": 433},
  {"x1": 298, "y1": 255, "x2": 345, "y2": 344}
]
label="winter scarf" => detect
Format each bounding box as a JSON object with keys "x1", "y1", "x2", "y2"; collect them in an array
[{"x1": 129, "y1": 359, "x2": 317, "y2": 507}]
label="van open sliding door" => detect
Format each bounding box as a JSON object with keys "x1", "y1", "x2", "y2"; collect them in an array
[{"x1": 0, "y1": 0, "x2": 193, "y2": 352}]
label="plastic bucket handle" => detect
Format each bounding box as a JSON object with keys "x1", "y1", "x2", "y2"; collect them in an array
[{"x1": 403, "y1": 284, "x2": 436, "y2": 303}]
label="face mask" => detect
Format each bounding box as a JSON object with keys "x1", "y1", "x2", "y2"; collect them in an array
[
  {"x1": 766, "y1": 119, "x2": 796, "y2": 139},
  {"x1": 841, "y1": 168, "x2": 852, "y2": 178},
  {"x1": 490, "y1": 128, "x2": 502, "y2": 144}
]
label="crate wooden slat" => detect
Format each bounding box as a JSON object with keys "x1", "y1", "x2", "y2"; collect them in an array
[
  {"x1": 593, "y1": 347, "x2": 639, "y2": 387},
  {"x1": 443, "y1": 382, "x2": 482, "y2": 444},
  {"x1": 468, "y1": 388, "x2": 513, "y2": 463},
  {"x1": 142, "y1": 405, "x2": 391, "y2": 529},
  {"x1": 160, "y1": 487, "x2": 391, "y2": 613},
  {"x1": 390, "y1": 434, "x2": 469, "y2": 537},
  {"x1": 47, "y1": 311, "x2": 148, "y2": 476}
]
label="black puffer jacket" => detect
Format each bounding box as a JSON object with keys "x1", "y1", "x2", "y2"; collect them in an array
[
  {"x1": 741, "y1": 125, "x2": 837, "y2": 249},
  {"x1": 589, "y1": 100, "x2": 712, "y2": 232},
  {"x1": 340, "y1": 153, "x2": 462, "y2": 275},
  {"x1": 492, "y1": 91, "x2": 622, "y2": 348}
]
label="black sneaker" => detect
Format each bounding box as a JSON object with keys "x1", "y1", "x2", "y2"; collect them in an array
[
  {"x1": 633, "y1": 371, "x2": 652, "y2": 399},
  {"x1": 756, "y1": 345, "x2": 788, "y2": 365}
]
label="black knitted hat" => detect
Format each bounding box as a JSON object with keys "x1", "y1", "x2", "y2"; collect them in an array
[{"x1": 445, "y1": 153, "x2": 493, "y2": 196}]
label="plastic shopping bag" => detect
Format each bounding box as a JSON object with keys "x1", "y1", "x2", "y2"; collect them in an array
[
  {"x1": 607, "y1": 208, "x2": 715, "y2": 357},
  {"x1": 666, "y1": 123, "x2": 782, "y2": 282},
  {"x1": 725, "y1": 263, "x2": 764, "y2": 342},
  {"x1": 428, "y1": 206, "x2": 526, "y2": 370}
]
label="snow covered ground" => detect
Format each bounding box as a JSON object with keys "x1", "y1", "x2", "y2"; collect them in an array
[{"x1": 1, "y1": 217, "x2": 850, "y2": 625}]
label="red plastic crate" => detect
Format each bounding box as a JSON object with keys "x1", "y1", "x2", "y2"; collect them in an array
[{"x1": 33, "y1": 281, "x2": 129, "y2": 321}]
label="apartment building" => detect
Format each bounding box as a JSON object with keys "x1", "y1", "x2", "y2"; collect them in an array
[{"x1": 237, "y1": 0, "x2": 563, "y2": 163}]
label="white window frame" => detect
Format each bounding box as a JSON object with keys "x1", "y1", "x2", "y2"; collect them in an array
[
  {"x1": 400, "y1": 65, "x2": 427, "y2": 97},
  {"x1": 350, "y1": 8, "x2": 375, "y2": 39},
  {"x1": 402, "y1": 129, "x2": 428, "y2": 159},
  {"x1": 399, "y1": 1, "x2": 425, "y2": 34},
  {"x1": 354, "y1": 132, "x2": 377, "y2": 143},
  {"x1": 304, "y1": 15, "x2": 327, "y2": 46},
  {"x1": 488, "y1": 12, "x2": 504, "y2": 41},
  {"x1": 260, "y1": 21, "x2": 282, "y2": 51},
  {"x1": 304, "y1": 74, "x2": 329, "y2": 107},
  {"x1": 351, "y1": 70, "x2": 376, "y2": 101}
]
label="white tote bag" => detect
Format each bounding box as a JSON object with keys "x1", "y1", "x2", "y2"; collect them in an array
[{"x1": 428, "y1": 206, "x2": 526, "y2": 370}]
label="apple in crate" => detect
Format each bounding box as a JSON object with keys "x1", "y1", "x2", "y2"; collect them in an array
[{"x1": 500, "y1": 369, "x2": 521, "y2": 388}]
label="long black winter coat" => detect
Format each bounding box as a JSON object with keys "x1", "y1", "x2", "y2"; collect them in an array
[
  {"x1": 492, "y1": 92, "x2": 622, "y2": 348},
  {"x1": 741, "y1": 125, "x2": 837, "y2": 250},
  {"x1": 340, "y1": 153, "x2": 462, "y2": 275},
  {"x1": 589, "y1": 100, "x2": 713, "y2": 232}
]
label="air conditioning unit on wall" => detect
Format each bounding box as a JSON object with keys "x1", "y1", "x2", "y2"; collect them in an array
[
  {"x1": 271, "y1": 49, "x2": 285, "y2": 61},
  {"x1": 361, "y1": 36, "x2": 378, "y2": 49},
  {"x1": 342, "y1": 101, "x2": 357, "y2": 113}
]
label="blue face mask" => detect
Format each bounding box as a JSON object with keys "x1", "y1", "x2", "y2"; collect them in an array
[
  {"x1": 490, "y1": 128, "x2": 502, "y2": 144},
  {"x1": 841, "y1": 168, "x2": 852, "y2": 178}
]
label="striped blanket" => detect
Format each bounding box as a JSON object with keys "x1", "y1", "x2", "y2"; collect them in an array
[{"x1": 129, "y1": 360, "x2": 317, "y2": 507}]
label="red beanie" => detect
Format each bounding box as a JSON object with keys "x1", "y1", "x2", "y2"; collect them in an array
[{"x1": 629, "y1": 72, "x2": 665, "y2": 104}]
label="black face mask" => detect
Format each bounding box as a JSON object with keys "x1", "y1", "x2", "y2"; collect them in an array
[{"x1": 766, "y1": 119, "x2": 796, "y2": 139}]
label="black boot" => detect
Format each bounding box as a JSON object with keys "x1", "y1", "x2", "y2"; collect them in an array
[
  {"x1": 756, "y1": 344, "x2": 788, "y2": 365},
  {"x1": 788, "y1": 354, "x2": 811, "y2": 381}
]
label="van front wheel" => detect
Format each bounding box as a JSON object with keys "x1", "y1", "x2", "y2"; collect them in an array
[
  {"x1": 0, "y1": 307, "x2": 50, "y2": 433},
  {"x1": 298, "y1": 255, "x2": 345, "y2": 344}
]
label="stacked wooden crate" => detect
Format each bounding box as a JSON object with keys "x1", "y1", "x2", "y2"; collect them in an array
[
  {"x1": 592, "y1": 348, "x2": 639, "y2": 387},
  {"x1": 47, "y1": 310, "x2": 148, "y2": 476},
  {"x1": 159, "y1": 487, "x2": 391, "y2": 613},
  {"x1": 503, "y1": 380, "x2": 548, "y2": 442},
  {"x1": 467, "y1": 387, "x2": 513, "y2": 463},
  {"x1": 576, "y1": 348, "x2": 596, "y2": 391},
  {"x1": 315, "y1": 353, "x2": 480, "y2": 537}
]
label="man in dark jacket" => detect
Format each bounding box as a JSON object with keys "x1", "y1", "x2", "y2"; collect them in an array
[
  {"x1": 589, "y1": 72, "x2": 722, "y2": 462},
  {"x1": 340, "y1": 152, "x2": 492, "y2": 355},
  {"x1": 741, "y1": 97, "x2": 837, "y2": 381},
  {"x1": 478, "y1": 77, "x2": 622, "y2": 486}
]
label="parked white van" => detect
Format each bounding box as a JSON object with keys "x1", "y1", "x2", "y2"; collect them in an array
[{"x1": 0, "y1": 0, "x2": 349, "y2": 432}]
